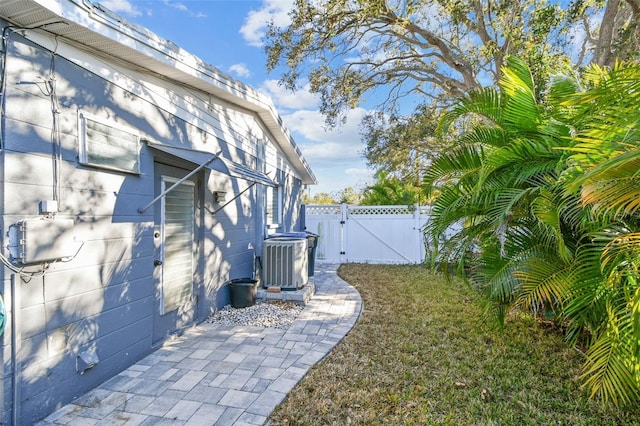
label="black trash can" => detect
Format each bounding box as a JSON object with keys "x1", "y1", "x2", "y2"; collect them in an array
[
  {"x1": 228, "y1": 278, "x2": 258, "y2": 308},
  {"x1": 305, "y1": 231, "x2": 319, "y2": 277}
]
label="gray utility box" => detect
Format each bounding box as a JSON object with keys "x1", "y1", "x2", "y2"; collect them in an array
[{"x1": 8, "y1": 218, "x2": 76, "y2": 264}]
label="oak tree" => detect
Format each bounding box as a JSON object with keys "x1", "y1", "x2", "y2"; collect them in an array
[{"x1": 265, "y1": 0, "x2": 639, "y2": 177}]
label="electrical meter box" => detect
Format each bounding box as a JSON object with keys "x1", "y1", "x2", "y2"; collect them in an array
[{"x1": 8, "y1": 218, "x2": 75, "y2": 264}]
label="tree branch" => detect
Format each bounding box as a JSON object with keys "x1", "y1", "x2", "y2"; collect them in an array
[{"x1": 593, "y1": 0, "x2": 621, "y2": 66}]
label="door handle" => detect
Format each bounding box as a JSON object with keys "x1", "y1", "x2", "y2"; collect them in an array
[{"x1": 154, "y1": 260, "x2": 163, "y2": 266}]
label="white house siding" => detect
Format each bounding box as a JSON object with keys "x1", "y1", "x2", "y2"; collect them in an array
[{"x1": 0, "y1": 16, "x2": 310, "y2": 424}]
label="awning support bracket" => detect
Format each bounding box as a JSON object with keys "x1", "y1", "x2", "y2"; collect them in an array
[
  {"x1": 211, "y1": 169, "x2": 271, "y2": 214},
  {"x1": 212, "y1": 182, "x2": 257, "y2": 215},
  {"x1": 138, "y1": 150, "x2": 222, "y2": 214}
]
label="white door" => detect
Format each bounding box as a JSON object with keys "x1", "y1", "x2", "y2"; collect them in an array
[{"x1": 153, "y1": 166, "x2": 197, "y2": 344}]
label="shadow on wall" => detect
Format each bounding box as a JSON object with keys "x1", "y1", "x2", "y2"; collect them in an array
[
  {"x1": 3, "y1": 28, "x2": 286, "y2": 423},
  {"x1": 201, "y1": 161, "x2": 260, "y2": 311},
  {"x1": 7, "y1": 167, "x2": 156, "y2": 424}
]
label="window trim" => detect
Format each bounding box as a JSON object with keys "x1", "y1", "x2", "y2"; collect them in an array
[
  {"x1": 78, "y1": 111, "x2": 141, "y2": 174},
  {"x1": 266, "y1": 184, "x2": 282, "y2": 227}
]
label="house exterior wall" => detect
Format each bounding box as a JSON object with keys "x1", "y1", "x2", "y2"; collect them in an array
[{"x1": 0, "y1": 20, "x2": 307, "y2": 424}]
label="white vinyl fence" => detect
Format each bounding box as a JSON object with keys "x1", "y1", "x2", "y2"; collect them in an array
[{"x1": 303, "y1": 204, "x2": 437, "y2": 264}]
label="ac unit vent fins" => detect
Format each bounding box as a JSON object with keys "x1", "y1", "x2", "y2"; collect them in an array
[{"x1": 262, "y1": 238, "x2": 308, "y2": 290}]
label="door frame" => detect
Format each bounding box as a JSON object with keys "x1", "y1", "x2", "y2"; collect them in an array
[{"x1": 152, "y1": 162, "x2": 203, "y2": 345}]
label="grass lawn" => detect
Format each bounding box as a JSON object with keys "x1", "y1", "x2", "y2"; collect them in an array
[{"x1": 268, "y1": 263, "x2": 640, "y2": 425}]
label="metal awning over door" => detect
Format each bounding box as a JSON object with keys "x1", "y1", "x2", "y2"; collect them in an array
[
  {"x1": 146, "y1": 142, "x2": 275, "y2": 187},
  {"x1": 139, "y1": 141, "x2": 275, "y2": 213}
]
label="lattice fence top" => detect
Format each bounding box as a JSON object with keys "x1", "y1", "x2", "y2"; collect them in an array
[
  {"x1": 305, "y1": 205, "x2": 342, "y2": 215},
  {"x1": 349, "y1": 205, "x2": 414, "y2": 215},
  {"x1": 305, "y1": 204, "x2": 432, "y2": 216}
]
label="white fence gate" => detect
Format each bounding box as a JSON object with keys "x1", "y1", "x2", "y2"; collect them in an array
[{"x1": 303, "y1": 204, "x2": 433, "y2": 264}]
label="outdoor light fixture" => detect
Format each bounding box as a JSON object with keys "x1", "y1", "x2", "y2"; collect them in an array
[{"x1": 214, "y1": 191, "x2": 227, "y2": 203}]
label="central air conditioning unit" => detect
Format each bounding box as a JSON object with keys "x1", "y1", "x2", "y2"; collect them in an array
[{"x1": 262, "y1": 238, "x2": 308, "y2": 290}]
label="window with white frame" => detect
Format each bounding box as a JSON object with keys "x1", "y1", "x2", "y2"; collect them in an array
[
  {"x1": 78, "y1": 112, "x2": 140, "y2": 174},
  {"x1": 266, "y1": 185, "x2": 282, "y2": 226}
]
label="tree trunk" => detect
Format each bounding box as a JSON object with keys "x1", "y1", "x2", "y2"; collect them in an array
[{"x1": 593, "y1": 0, "x2": 620, "y2": 67}]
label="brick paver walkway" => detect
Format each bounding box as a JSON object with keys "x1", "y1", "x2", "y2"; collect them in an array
[{"x1": 37, "y1": 263, "x2": 362, "y2": 425}]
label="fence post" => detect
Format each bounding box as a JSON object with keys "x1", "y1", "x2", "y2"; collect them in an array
[
  {"x1": 341, "y1": 204, "x2": 347, "y2": 262},
  {"x1": 413, "y1": 204, "x2": 421, "y2": 263},
  {"x1": 301, "y1": 204, "x2": 307, "y2": 231}
]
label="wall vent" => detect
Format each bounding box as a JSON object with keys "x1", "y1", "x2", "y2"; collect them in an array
[{"x1": 262, "y1": 238, "x2": 308, "y2": 290}]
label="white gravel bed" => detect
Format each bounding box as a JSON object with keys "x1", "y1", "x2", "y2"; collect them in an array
[{"x1": 206, "y1": 301, "x2": 304, "y2": 329}]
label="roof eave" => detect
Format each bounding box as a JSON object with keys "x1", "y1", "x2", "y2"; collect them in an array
[{"x1": 0, "y1": 0, "x2": 317, "y2": 184}]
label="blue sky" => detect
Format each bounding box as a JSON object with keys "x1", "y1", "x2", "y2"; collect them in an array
[{"x1": 100, "y1": 0, "x2": 375, "y2": 196}]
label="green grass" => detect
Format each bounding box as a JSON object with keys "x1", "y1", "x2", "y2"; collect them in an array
[{"x1": 268, "y1": 264, "x2": 640, "y2": 425}]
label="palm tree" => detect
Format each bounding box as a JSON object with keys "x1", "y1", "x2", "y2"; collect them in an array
[
  {"x1": 558, "y1": 62, "x2": 640, "y2": 406},
  {"x1": 361, "y1": 171, "x2": 424, "y2": 205},
  {"x1": 425, "y1": 57, "x2": 640, "y2": 405},
  {"x1": 424, "y1": 56, "x2": 575, "y2": 324}
]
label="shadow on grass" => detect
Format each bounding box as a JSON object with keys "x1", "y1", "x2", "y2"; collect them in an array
[{"x1": 269, "y1": 263, "x2": 640, "y2": 426}]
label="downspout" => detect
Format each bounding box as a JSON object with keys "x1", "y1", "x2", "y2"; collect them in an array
[
  {"x1": 10, "y1": 274, "x2": 20, "y2": 426},
  {"x1": 1, "y1": 25, "x2": 18, "y2": 151},
  {"x1": 255, "y1": 139, "x2": 268, "y2": 282},
  {"x1": 256, "y1": 140, "x2": 267, "y2": 242},
  {"x1": 1, "y1": 25, "x2": 19, "y2": 425}
]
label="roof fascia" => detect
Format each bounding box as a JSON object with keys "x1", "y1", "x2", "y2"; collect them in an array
[{"x1": 20, "y1": 0, "x2": 317, "y2": 184}]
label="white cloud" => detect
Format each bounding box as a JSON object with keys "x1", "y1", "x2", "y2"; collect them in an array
[
  {"x1": 259, "y1": 79, "x2": 318, "y2": 110},
  {"x1": 345, "y1": 167, "x2": 376, "y2": 189},
  {"x1": 240, "y1": 0, "x2": 294, "y2": 47},
  {"x1": 99, "y1": 0, "x2": 142, "y2": 16},
  {"x1": 284, "y1": 107, "x2": 367, "y2": 145},
  {"x1": 162, "y1": 0, "x2": 207, "y2": 18},
  {"x1": 300, "y1": 141, "x2": 360, "y2": 161},
  {"x1": 345, "y1": 167, "x2": 373, "y2": 177},
  {"x1": 165, "y1": 1, "x2": 187, "y2": 12},
  {"x1": 282, "y1": 107, "x2": 372, "y2": 173},
  {"x1": 228, "y1": 63, "x2": 251, "y2": 78},
  {"x1": 308, "y1": 165, "x2": 374, "y2": 195}
]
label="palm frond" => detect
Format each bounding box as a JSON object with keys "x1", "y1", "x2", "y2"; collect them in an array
[
  {"x1": 600, "y1": 232, "x2": 640, "y2": 277},
  {"x1": 531, "y1": 189, "x2": 573, "y2": 262},
  {"x1": 514, "y1": 253, "x2": 573, "y2": 317},
  {"x1": 456, "y1": 125, "x2": 509, "y2": 148},
  {"x1": 581, "y1": 300, "x2": 640, "y2": 406},
  {"x1": 497, "y1": 56, "x2": 541, "y2": 132},
  {"x1": 422, "y1": 145, "x2": 484, "y2": 190},
  {"x1": 438, "y1": 87, "x2": 503, "y2": 135}
]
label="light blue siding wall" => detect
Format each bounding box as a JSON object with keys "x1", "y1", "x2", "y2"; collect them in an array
[{"x1": 0, "y1": 26, "x2": 305, "y2": 424}]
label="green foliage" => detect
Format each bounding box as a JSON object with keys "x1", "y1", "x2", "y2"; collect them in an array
[
  {"x1": 336, "y1": 187, "x2": 363, "y2": 205},
  {"x1": 266, "y1": 0, "x2": 572, "y2": 126},
  {"x1": 426, "y1": 57, "x2": 640, "y2": 406},
  {"x1": 303, "y1": 188, "x2": 365, "y2": 205},
  {"x1": 266, "y1": 0, "x2": 638, "y2": 206},
  {"x1": 361, "y1": 171, "x2": 426, "y2": 205},
  {"x1": 361, "y1": 105, "x2": 451, "y2": 182},
  {"x1": 559, "y1": 62, "x2": 640, "y2": 405},
  {"x1": 268, "y1": 0, "x2": 640, "y2": 404},
  {"x1": 303, "y1": 192, "x2": 338, "y2": 204}
]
